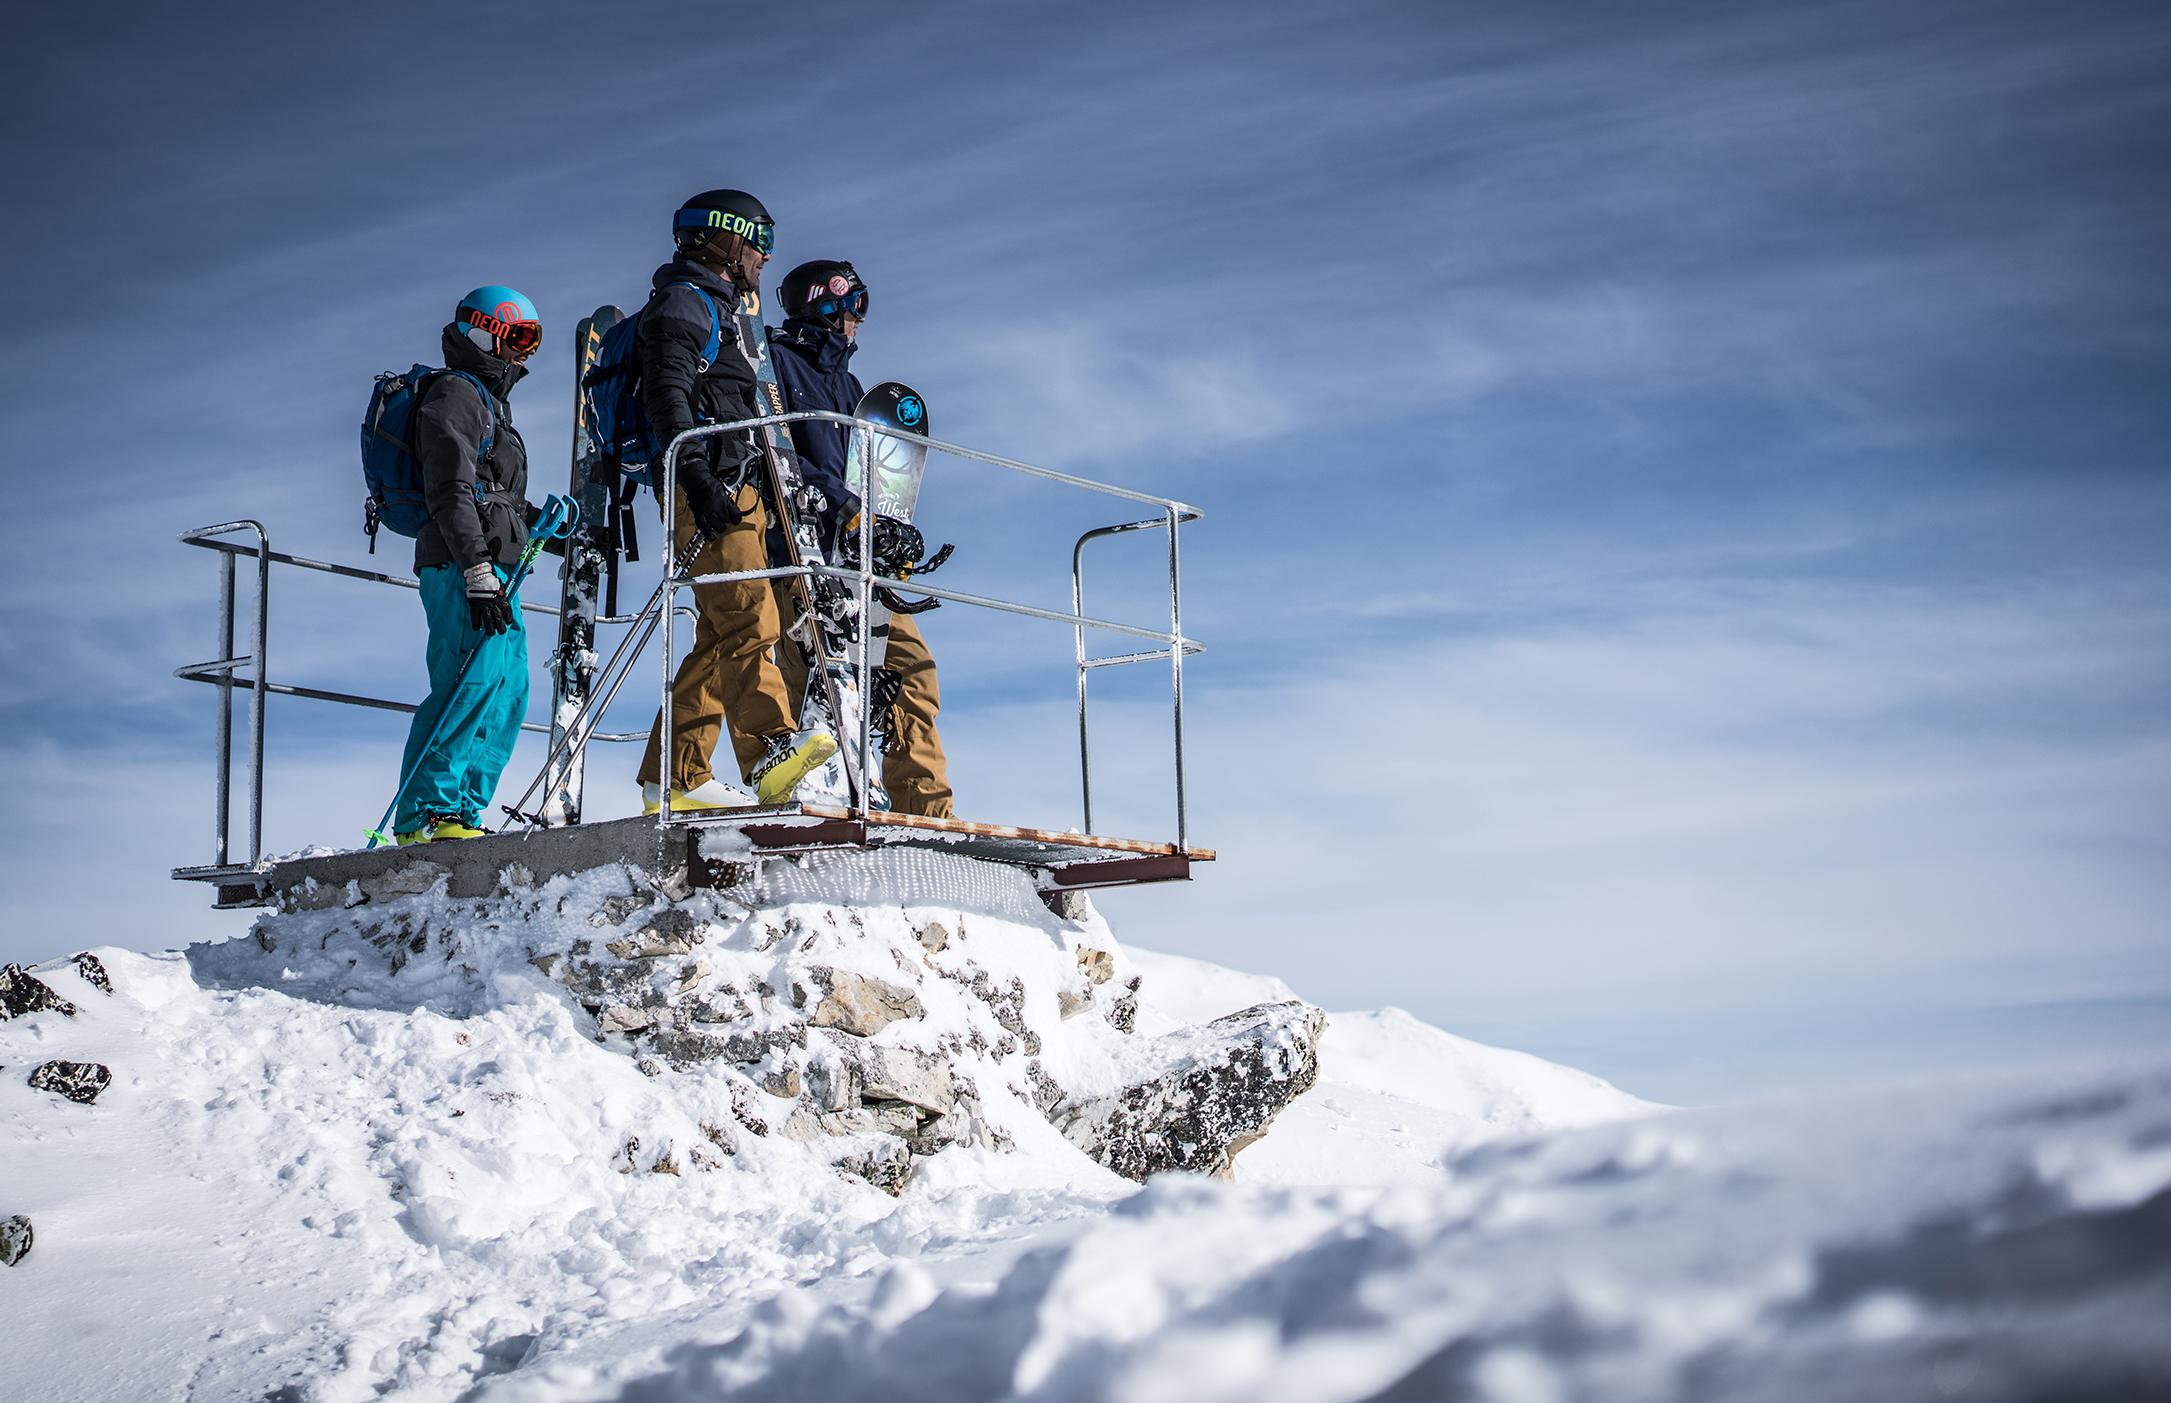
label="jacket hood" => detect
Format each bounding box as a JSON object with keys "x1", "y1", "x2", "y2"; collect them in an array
[
  {"x1": 651, "y1": 256, "x2": 739, "y2": 303},
  {"x1": 773, "y1": 318, "x2": 859, "y2": 376},
  {"x1": 440, "y1": 325, "x2": 527, "y2": 398}
]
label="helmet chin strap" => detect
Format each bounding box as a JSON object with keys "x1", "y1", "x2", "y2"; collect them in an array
[{"x1": 689, "y1": 234, "x2": 761, "y2": 293}]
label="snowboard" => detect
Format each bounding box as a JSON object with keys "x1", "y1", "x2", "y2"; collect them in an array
[
  {"x1": 543, "y1": 304, "x2": 625, "y2": 826},
  {"x1": 842, "y1": 381, "x2": 932, "y2": 525},
  {"x1": 737, "y1": 289, "x2": 875, "y2": 809}
]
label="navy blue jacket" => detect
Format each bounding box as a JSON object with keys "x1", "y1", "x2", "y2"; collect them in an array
[{"x1": 766, "y1": 318, "x2": 864, "y2": 558}]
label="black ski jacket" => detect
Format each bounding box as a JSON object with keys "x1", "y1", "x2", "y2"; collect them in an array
[
  {"x1": 635, "y1": 256, "x2": 761, "y2": 496},
  {"x1": 766, "y1": 318, "x2": 864, "y2": 559},
  {"x1": 413, "y1": 326, "x2": 530, "y2": 573}
]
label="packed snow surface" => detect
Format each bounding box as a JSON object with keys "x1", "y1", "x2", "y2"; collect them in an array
[{"x1": 5, "y1": 924, "x2": 2169, "y2": 1401}]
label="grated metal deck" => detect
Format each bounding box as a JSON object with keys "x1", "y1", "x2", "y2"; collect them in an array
[{"x1": 172, "y1": 805, "x2": 1213, "y2": 910}]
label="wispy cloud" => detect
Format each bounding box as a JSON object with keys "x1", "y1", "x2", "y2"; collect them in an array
[{"x1": 3, "y1": 0, "x2": 2167, "y2": 1103}]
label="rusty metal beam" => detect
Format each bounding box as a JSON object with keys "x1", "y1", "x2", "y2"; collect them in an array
[
  {"x1": 740, "y1": 816, "x2": 865, "y2": 849},
  {"x1": 1045, "y1": 854, "x2": 1192, "y2": 890}
]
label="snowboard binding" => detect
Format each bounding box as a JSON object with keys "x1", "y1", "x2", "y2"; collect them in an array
[{"x1": 840, "y1": 515, "x2": 955, "y2": 615}]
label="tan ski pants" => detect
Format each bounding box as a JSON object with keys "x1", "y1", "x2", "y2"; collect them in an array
[
  {"x1": 732, "y1": 588, "x2": 956, "y2": 819},
  {"x1": 636, "y1": 484, "x2": 798, "y2": 792}
]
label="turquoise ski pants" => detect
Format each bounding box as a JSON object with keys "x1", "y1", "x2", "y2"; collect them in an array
[{"x1": 394, "y1": 563, "x2": 529, "y2": 833}]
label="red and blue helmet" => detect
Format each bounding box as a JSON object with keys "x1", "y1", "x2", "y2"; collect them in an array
[{"x1": 455, "y1": 286, "x2": 542, "y2": 359}]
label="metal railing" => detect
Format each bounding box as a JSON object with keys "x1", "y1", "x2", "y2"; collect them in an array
[
  {"x1": 172, "y1": 523, "x2": 685, "y2": 874},
  {"x1": 648, "y1": 411, "x2": 1203, "y2": 848},
  {"x1": 1074, "y1": 514, "x2": 1202, "y2": 840},
  {"x1": 176, "y1": 414, "x2": 1203, "y2": 873}
]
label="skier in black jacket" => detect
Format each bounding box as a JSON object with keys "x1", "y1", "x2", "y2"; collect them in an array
[
  {"x1": 747, "y1": 260, "x2": 954, "y2": 818},
  {"x1": 394, "y1": 286, "x2": 540, "y2": 842},
  {"x1": 633, "y1": 189, "x2": 837, "y2": 813}
]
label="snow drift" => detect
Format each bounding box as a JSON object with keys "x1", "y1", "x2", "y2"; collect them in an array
[{"x1": 5, "y1": 844, "x2": 2166, "y2": 1402}]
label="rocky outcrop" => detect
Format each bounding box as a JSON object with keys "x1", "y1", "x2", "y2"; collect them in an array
[
  {"x1": 1057, "y1": 1002, "x2": 1326, "y2": 1180},
  {"x1": 0, "y1": 964, "x2": 75, "y2": 1021},
  {"x1": 0, "y1": 1215, "x2": 30, "y2": 1267},
  {"x1": 223, "y1": 847, "x2": 1325, "y2": 1195},
  {"x1": 72, "y1": 952, "x2": 113, "y2": 995},
  {"x1": 29, "y1": 1060, "x2": 112, "y2": 1105}
]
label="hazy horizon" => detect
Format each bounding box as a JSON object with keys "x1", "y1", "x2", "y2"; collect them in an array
[{"x1": 3, "y1": 0, "x2": 2166, "y2": 1104}]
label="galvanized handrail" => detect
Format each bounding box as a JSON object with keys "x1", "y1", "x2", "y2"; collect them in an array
[
  {"x1": 648, "y1": 411, "x2": 1201, "y2": 849},
  {"x1": 179, "y1": 521, "x2": 269, "y2": 867},
  {"x1": 175, "y1": 522, "x2": 679, "y2": 871},
  {"x1": 178, "y1": 410, "x2": 1204, "y2": 869},
  {"x1": 180, "y1": 536, "x2": 669, "y2": 626},
  {"x1": 1072, "y1": 514, "x2": 1203, "y2": 841}
]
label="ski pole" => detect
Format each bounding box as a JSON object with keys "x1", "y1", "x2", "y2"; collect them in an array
[
  {"x1": 366, "y1": 495, "x2": 581, "y2": 847},
  {"x1": 500, "y1": 529, "x2": 712, "y2": 834}
]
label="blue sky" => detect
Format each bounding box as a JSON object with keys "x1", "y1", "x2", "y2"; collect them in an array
[{"x1": 1, "y1": 0, "x2": 2165, "y2": 1103}]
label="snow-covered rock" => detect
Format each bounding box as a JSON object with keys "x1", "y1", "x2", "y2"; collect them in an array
[
  {"x1": 26, "y1": 1059, "x2": 110, "y2": 1104},
  {"x1": 1057, "y1": 1000, "x2": 1324, "y2": 1180},
  {"x1": 0, "y1": 1214, "x2": 30, "y2": 1267},
  {"x1": 0, "y1": 962, "x2": 75, "y2": 1021},
  {"x1": 71, "y1": 951, "x2": 113, "y2": 995},
  {"x1": 201, "y1": 847, "x2": 1323, "y2": 1195}
]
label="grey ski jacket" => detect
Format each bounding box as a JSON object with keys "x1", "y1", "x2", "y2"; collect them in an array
[{"x1": 413, "y1": 326, "x2": 530, "y2": 574}]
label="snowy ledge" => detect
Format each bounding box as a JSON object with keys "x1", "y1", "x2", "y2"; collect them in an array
[{"x1": 196, "y1": 844, "x2": 1326, "y2": 1193}]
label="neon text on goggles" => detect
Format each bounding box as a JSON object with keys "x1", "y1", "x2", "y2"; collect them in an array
[
  {"x1": 675, "y1": 207, "x2": 776, "y2": 254},
  {"x1": 465, "y1": 309, "x2": 543, "y2": 355}
]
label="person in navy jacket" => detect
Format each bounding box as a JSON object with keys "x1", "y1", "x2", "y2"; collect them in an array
[{"x1": 751, "y1": 260, "x2": 954, "y2": 818}]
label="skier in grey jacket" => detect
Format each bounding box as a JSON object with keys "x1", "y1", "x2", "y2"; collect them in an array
[{"x1": 392, "y1": 286, "x2": 543, "y2": 843}]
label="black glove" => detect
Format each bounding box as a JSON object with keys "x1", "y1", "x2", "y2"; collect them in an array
[
  {"x1": 463, "y1": 562, "x2": 515, "y2": 636},
  {"x1": 682, "y1": 469, "x2": 743, "y2": 538},
  {"x1": 831, "y1": 491, "x2": 864, "y2": 541},
  {"x1": 840, "y1": 514, "x2": 928, "y2": 578}
]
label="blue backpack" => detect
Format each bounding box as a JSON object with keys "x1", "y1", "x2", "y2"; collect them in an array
[
  {"x1": 582, "y1": 282, "x2": 723, "y2": 487},
  {"x1": 360, "y1": 366, "x2": 496, "y2": 552}
]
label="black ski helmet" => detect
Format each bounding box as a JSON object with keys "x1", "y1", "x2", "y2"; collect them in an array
[
  {"x1": 779, "y1": 260, "x2": 869, "y2": 328},
  {"x1": 673, "y1": 189, "x2": 774, "y2": 256}
]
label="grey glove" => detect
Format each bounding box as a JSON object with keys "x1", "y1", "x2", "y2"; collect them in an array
[{"x1": 463, "y1": 562, "x2": 514, "y2": 636}]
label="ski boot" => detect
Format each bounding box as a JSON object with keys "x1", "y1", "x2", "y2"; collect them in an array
[
  {"x1": 396, "y1": 814, "x2": 486, "y2": 844},
  {"x1": 642, "y1": 778, "x2": 758, "y2": 815},
  {"x1": 791, "y1": 751, "x2": 888, "y2": 811},
  {"x1": 750, "y1": 728, "x2": 841, "y2": 805},
  {"x1": 792, "y1": 752, "x2": 851, "y2": 808}
]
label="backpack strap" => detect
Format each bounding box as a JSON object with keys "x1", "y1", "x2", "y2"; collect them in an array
[
  {"x1": 441, "y1": 370, "x2": 498, "y2": 461},
  {"x1": 422, "y1": 369, "x2": 505, "y2": 510},
  {"x1": 666, "y1": 281, "x2": 725, "y2": 370}
]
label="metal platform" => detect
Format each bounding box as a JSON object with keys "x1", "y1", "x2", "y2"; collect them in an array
[{"x1": 172, "y1": 805, "x2": 1215, "y2": 911}]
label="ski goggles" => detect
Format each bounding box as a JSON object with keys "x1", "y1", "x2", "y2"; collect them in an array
[
  {"x1": 811, "y1": 286, "x2": 870, "y2": 321},
  {"x1": 464, "y1": 309, "x2": 543, "y2": 356},
  {"x1": 675, "y1": 208, "x2": 776, "y2": 255}
]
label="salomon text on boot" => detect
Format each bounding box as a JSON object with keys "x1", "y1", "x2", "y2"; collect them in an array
[{"x1": 749, "y1": 728, "x2": 841, "y2": 805}]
